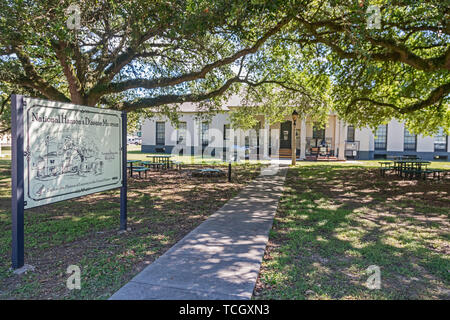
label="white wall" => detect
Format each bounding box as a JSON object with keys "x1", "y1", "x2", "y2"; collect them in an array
[
  {"x1": 207, "y1": 113, "x2": 229, "y2": 148},
  {"x1": 141, "y1": 113, "x2": 231, "y2": 147},
  {"x1": 141, "y1": 118, "x2": 155, "y2": 146},
  {"x1": 387, "y1": 119, "x2": 404, "y2": 151},
  {"x1": 355, "y1": 127, "x2": 373, "y2": 152},
  {"x1": 356, "y1": 119, "x2": 448, "y2": 153},
  {"x1": 417, "y1": 135, "x2": 435, "y2": 152},
  {"x1": 270, "y1": 122, "x2": 280, "y2": 152},
  {"x1": 142, "y1": 113, "x2": 448, "y2": 156},
  {"x1": 325, "y1": 117, "x2": 335, "y2": 140},
  {"x1": 142, "y1": 114, "x2": 192, "y2": 146}
]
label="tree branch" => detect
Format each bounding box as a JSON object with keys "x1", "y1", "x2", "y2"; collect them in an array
[
  {"x1": 12, "y1": 46, "x2": 70, "y2": 102},
  {"x1": 122, "y1": 76, "x2": 242, "y2": 112},
  {"x1": 122, "y1": 69, "x2": 320, "y2": 113},
  {"x1": 0, "y1": 93, "x2": 11, "y2": 116},
  {"x1": 348, "y1": 82, "x2": 450, "y2": 114},
  {"x1": 88, "y1": 16, "x2": 292, "y2": 104},
  {"x1": 399, "y1": 82, "x2": 450, "y2": 113},
  {"x1": 294, "y1": 16, "x2": 450, "y2": 72},
  {"x1": 53, "y1": 41, "x2": 83, "y2": 104}
]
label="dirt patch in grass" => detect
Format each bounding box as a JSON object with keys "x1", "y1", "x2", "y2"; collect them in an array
[
  {"x1": 0, "y1": 160, "x2": 264, "y2": 299},
  {"x1": 254, "y1": 165, "x2": 450, "y2": 300}
]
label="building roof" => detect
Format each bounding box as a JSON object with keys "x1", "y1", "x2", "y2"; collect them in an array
[
  {"x1": 175, "y1": 102, "x2": 229, "y2": 113},
  {"x1": 176, "y1": 94, "x2": 244, "y2": 113}
]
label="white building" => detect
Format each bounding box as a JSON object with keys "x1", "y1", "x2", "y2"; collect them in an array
[
  {"x1": 141, "y1": 103, "x2": 449, "y2": 161},
  {"x1": 0, "y1": 133, "x2": 11, "y2": 145},
  {"x1": 0, "y1": 133, "x2": 11, "y2": 157}
]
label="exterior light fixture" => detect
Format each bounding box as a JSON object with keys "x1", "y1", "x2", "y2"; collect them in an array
[{"x1": 292, "y1": 110, "x2": 299, "y2": 125}]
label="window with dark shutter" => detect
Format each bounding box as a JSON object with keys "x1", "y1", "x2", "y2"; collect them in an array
[
  {"x1": 156, "y1": 122, "x2": 165, "y2": 145},
  {"x1": 434, "y1": 128, "x2": 448, "y2": 151},
  {"x1": 374, "y1": 125, "x2": 387, "y2": 150},
  {"x1": 347, "y1": 126, "x2": 355, "y2": 142},
  {"x1": 404, "y1": 128, "x2": 416, "y2": 151}
]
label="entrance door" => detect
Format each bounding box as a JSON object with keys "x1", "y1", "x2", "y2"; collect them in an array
[{"x1": 280, "y1": 121, "x2": 292, "y2": 149}]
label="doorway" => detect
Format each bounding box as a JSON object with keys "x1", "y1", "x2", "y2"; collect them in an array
[{"x1": 280, "y1": 121, "x2": 292, "y2": 149}]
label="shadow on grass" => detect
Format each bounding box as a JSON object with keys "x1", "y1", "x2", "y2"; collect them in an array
[
  {"x1": 0, "y1": 159, "x2": 263, "y2": 299},
  {"x1": 255, "y1": 165, "x2": 449, "y2": 300}
]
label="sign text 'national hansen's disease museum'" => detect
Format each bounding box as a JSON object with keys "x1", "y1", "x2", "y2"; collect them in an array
[
  {"x1": 11, "y1": 96, "x2": 128, "y2": 269},
  {"x1": 23, "y1": 98, "x2": 123, "y2": 209}
]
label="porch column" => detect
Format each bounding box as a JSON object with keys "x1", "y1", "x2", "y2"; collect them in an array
[
  {"x1": 192, "y1": 118, "x2": 200, "y2": 163},
  {"x1": 263, "y1": 118, "x2": 269, "y2": 159},
  {"x1": 300, "y1": 118, "x2": 307, "y2": 159},
  {"x1": 338, "y1": 119, "x2": 346, "y2": 160},
  {"x1": 334, "y1": 115, "x2": 339, "y2": 156},
  {"x1": 236, "y1": 128, "x2": 244, "y2": 161},
  {"x1": 291, "y1": 120, "x2": 296, "y2": 165},
  {"x1": 271, "y1": 126, "x2": 279, "y2": 158}
]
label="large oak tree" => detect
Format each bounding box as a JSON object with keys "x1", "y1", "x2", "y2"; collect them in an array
[
  {"x1": 284, "y1": 0, "x2": 450, "y2": 133},
  {"x1": 0, "y1": 0, "x2": 297, "y2": 129},
  {"x1": 0, "y1": 0, "x2": 448, "y2": 134}
]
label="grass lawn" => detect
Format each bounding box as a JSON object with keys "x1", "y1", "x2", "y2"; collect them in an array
[
  {"x1": 127, "y1": 144, "x2": 269, "y2": 165},
  {"x1": 0, "y1": 146, "x2": 10, "y2": 159},
  {"x1": 254, "y1": 162, "x2": 449, "y2": 299},
  {"x1": 0, "y1": 155, "x2": 265, "y2": 299}
]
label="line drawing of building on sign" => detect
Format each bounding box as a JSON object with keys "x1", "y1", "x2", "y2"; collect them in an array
[{"x1": 31, "y1": 132, "x2": 104, "y2": 181}]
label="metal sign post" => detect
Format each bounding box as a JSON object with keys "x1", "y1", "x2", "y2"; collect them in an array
[
  {"x1": 10, "y1": 95, "x2": 127, "y2": 269},
  {"x1": 120, "y1": 111, "x2": 127, "y2": 231},
  {"x1": 11, "y1": 95, "x2": 25, "y2": 269}
]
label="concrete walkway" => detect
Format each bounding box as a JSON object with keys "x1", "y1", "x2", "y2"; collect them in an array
[{"x1": 110, "y1": 165, "x2": 287, "y2": 300}]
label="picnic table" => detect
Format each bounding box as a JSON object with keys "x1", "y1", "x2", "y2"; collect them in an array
[
  {"x1": 146, "y1": 155, "x2": 173, "y2": 169},
  {"x1": 192, "y1": 168, "x2": 225, "y2": 177},
  {"x1": 394, "y1": 160, "x2": 431, "y2": 178},
  {"x1": 379, "y1": 159, "x2": 434, "y2": 179},
  {"x1": 378, "y1": 161, "x2": 393, "y2": 176},
  {"x1": 127, "y1": 160, "x2": 141, "y2": 177}
]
